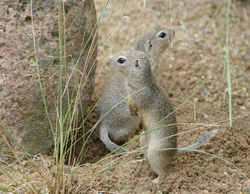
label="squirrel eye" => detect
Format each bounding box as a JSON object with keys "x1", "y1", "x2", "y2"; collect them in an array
[
  {"x1": 118, "y1": 58, "x2": 126, "y2": 64},
  {"x1": 158, "y1": 32, "x2": 166, "y2": 38}
]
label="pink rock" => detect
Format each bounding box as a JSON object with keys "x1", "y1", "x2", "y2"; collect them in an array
[{"x1": 0, "y1": 0, "x2": 98, "y2": 161}]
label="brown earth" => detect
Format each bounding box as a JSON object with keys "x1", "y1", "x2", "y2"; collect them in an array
[{"x1": 1, "y1": 0, "x2": 250, "y2": 193}]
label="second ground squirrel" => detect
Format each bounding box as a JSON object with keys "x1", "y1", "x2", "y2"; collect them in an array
[
  {"x1": 109, "y1": 50, "x2": 217, "y2": 182},
  {"x1": 97, "y1": 27, "x2": 175, "y2": 153}
]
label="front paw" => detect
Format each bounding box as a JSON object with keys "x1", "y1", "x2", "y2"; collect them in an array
[{"x1": 129, "y1": 107, "x2": 139, "y2": 118}]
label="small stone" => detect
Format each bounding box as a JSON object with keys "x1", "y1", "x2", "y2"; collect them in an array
[
  {"x1": 245, "y1": 64, "x2": 250, "y2": 70},
  {"x1": 11, "y1": 182, "x2": 18, "y2": 187},
  {"x1": 189, "y1": 50, "x2": 194, "y2": 54},
  {"x1": 103, "y1": 11, "x2": 108, "y2": 18},
  {"x1": 169, "y1": 56, "x2": 175, "y2": 61},
  {"x1": 203, "y1": 113, "x2": 209, "y2": 118},
  {"x1": 22, "y1": 161, "x2": 28, "y2": 167},
  {"x1": 245, "y1": 53, "x2": 250, "y2": 58},
  {"x1": 15, "y1": 190, "x2": 24, "y2": 194}
]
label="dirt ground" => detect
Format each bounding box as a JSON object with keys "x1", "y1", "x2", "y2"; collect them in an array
[
  {"x1": 1, "y1": 0, "x2": 250, "y2": 193},
  {"x1": 78, "y1": 0, "x2": 250, "y2": 193}
]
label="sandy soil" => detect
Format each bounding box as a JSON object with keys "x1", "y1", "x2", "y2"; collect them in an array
[
  {"x1": 1, "y1": 0, "x2": 250, "y2": 193},
  {"x1": 78, "y1": 0, "x2": 250, "y2": 193}
]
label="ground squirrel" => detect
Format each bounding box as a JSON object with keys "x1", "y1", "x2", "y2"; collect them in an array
[
  {"x1": 109, "y1": 50, "x2": 217, "y2": 183},
  {"x1": 97, "y1": 27, "x2": 175, "y2": 153}
]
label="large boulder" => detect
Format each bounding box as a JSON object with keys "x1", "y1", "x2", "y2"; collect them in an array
[{"x1": 0, "y1": 0, "x2": 98, "y2": 160}]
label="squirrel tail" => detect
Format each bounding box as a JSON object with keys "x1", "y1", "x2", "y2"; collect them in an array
[
  {"x1": 100, "y1": 126, "x2": 128, "y2": 154},
  {"x1": 177, "y1": 129, "x2": 218, "y2": 153}
]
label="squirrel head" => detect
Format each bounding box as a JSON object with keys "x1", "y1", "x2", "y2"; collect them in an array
[
  {"x1": 109, "y1": 50, "x2": 154, "y2": 88},
  {"x1": 134, "y1": 27, "x2": 175, "y2": 73}
]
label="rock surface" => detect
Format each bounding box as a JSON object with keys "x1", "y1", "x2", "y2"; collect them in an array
[{"x1": 0, "y1": 0, "x2": 98, "y2": 160}]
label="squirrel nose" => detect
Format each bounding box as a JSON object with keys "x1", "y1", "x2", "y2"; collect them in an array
[{"x1": 135, "y1": 59, "x2": 140, "y2": 68}]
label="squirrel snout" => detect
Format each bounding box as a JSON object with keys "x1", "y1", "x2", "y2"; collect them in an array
[{"x1": 135, "y1": 59, "x2": 141, "y2": 69}]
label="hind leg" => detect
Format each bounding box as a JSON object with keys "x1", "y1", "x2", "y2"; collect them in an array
[{"x1": 147, "y1": 150, "x2": 172, "y2": 183}]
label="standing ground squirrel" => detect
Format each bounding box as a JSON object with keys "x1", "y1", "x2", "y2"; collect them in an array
[
  {"x1": 97, "y1": 27, "x2": 175, "y2": 153},
  {"x1": 109, "y1": 50, "x2": 217, "y2": 183}
]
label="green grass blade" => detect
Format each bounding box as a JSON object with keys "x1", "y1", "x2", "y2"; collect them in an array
[{"x1": 226, "y1": 0, "x2": 232, "y2": 127}]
